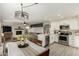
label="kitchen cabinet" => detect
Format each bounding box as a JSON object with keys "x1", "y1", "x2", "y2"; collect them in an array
[
  {"x1": 50, "y1": 34, "x2": 54, "y2": 44},
  {"x1": 38, "y1": 34, "x2": 46, "y2": 47},
  {"x1": 73, "y1": 35, "x2": 79, "y2": 48},
  {"x1": 51, "y1": 21, "x2": 59, "y2": 30},
  {"x1": 53, "y1": 34, "x2": 59, "y2": 42},
  {"x1": 69, "y1": 35, "x2": 79, "y2": 48},
  {"x1": 50, "y1": 34, "x2": 59, "y2": 44},
  {"x1": 50, "y1": 21, "x2": 59, "y2": 44},
  {"x1": 69, "y1": 35, "x2": 74, "y2": 47},
  {"x1": 38, "y1": 34, "x2": 50, "y2": 47}
]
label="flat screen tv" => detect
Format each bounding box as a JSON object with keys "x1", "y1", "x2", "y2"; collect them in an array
[
  {"x1": 16, "y1": 31, "x2": 22, "y2": 35},
  {"x1": 3, "y1": 26, "x2": 12, "y2": 32}
]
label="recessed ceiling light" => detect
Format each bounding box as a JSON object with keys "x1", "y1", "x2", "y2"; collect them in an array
[
  {"x1": 57, "y1": 14, "x2": 64, "y2": 19},
  {"x1": 57, "y1": 14, "x2": 61, "y2": 17}
]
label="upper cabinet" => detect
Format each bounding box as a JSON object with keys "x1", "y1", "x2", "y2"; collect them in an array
[
  {"x1": 59, "y1": 19, "x2": 79, "y2": 30},
  {"x1": 50, "y1": 18, "x2": 79, "y2": 31},
  {"x1": 51, "y1": 21, "x2": 59, "y2": 30}
]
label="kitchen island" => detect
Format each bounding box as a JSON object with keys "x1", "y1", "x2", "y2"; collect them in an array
[{"x1": 5, "y1": 40, "x2": 49, "y2": 56}]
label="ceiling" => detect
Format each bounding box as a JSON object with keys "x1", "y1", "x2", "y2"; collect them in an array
[{"x1": 0, "y1": 3, "x2": 79, "y2": 24}]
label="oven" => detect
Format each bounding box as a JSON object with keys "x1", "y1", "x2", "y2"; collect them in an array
[{"x1": 58, "y1": 31, "x2": 69, "y2": 45}]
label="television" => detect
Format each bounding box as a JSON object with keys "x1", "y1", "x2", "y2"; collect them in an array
[{"x1": 3, "y1": 26, "x2": 12, "y2": 32}]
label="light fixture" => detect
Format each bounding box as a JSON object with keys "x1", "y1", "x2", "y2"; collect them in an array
[
  {"x1": 23, "y1": 21, "x2": 29, "y2": 25},
  {"x1": 23, "y1": 21, "x2": 30, "y2": 29},
  {"x1": 15, "y1": 3, "x2": 39, "y2": 20},
  {"x1": 15, "y1": 3, "x2": 29, "y2": 20}
]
